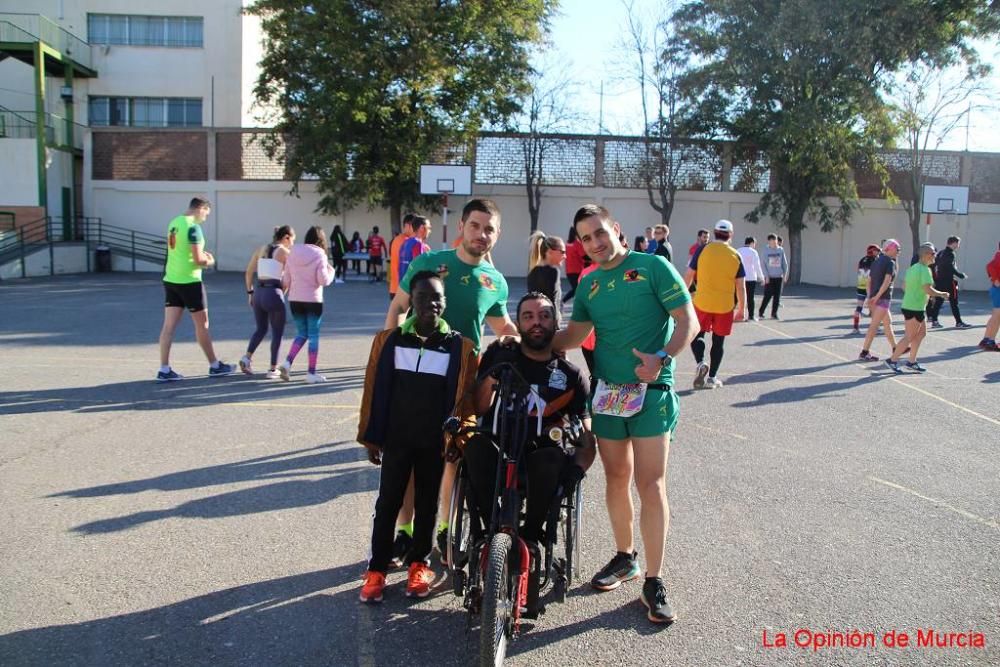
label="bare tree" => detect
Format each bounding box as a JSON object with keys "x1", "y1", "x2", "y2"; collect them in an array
[
  {"x1": 512, "y1": 65, "x2": 584, "y2": 232},
  {"x1": 888, "y1": 61, "x2": 995, "y2": 250},
  {"x1": 622, "y1": 0, "x2": 710, "y2": 228}
]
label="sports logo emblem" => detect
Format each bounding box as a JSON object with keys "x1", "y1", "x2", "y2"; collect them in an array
[
  {"x1": 624, "y1": 269, "x2": 646, "y2": 283},
  {"x1": 436, "y1": 264, "x2": 450, "y2": 279},
  {"x1": 588, "y1": 279, "x2": 600, "y2": 299},
  {"x1": 168, "y1": 229, "x2": 177, "y2": 250},
  {"x1": 478, "y1": 273, "x2": 496, "y2": 291}
]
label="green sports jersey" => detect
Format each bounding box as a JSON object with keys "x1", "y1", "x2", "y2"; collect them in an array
[
  {"x1": 571, "y1": 251, "x2": 691, "y2": 385},
  {"x1": 901, "y1": 262, "x2": 934, "y2": 311},
  {"x1": 400, "y1": 249, "x2": 509, "y2": 354},
  {"x1": 163, "y1": 215, "x2": 204, "y2": 284}
]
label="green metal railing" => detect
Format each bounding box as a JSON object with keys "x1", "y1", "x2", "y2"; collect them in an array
[
  {"x1": 0, "y1": 107, "x2": 85, "y2": 149},
  {"x1": 0, "y1": 217, "x2": 166, "y2": 278},
  {"x1": 0, "y1": 13, "x2": 93, "y2": 70}
]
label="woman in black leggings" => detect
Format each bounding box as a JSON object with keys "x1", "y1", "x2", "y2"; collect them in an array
[{"x1": 240, "y1": 225, "x2": 295, "y2": 378}]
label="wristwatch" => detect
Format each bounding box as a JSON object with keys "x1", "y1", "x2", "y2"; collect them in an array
[{"x1": 655, "y1": 349, "x2": 672, "y2": 367}]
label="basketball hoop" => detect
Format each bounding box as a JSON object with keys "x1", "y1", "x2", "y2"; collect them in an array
[{"x1": 420, "y1": 165, "x2": 472, "y2": 248}]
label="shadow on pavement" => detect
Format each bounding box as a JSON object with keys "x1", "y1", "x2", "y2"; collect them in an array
[
  {"x1": 730, "y1": 375, "x2": 886, "y2": 408},
  {"x1": 0, "y1": 369, "x2": 365, "y2": 417},
  {"x1": 0, "y1": 562, "x2": 474, "y2": 667}
]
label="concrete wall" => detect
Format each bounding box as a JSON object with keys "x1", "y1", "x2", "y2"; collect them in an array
[
  {"x1": 0, "y1": 139, "x2": 40, "y2": 206},
  {"x1": 0, "y1": 243, "x2": 87, "y2": 279},
  {"x1": 83, "y1": 175, "x2": 1000, "y2": 289}
]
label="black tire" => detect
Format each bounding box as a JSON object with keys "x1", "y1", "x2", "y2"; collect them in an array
[{"x1": 480, "y1": 532, "x2": 514, "y2": 667}]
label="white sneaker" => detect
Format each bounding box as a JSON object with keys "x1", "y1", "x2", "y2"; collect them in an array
[
  {"x1": 279, "y1": 360, "x2": 291, "y2": 382},
  {"x1": 265, "y1": 369, "x2": 280, "y2": 379},
  {"x1": 705, "y1": 376, "x2": 724, "y2": 388},
  {"x1": 693, "y1": 362, "x2": 709, "y2": 389},
  {"x1": 335, "y1": 278, "x2": 345, "y2": 284},
  {"x1": 306, "y1": 372, "x2": 326, "y2": 384},
  {"x1": 239, "y1": 355, "x2": 253, "y2": 375}
]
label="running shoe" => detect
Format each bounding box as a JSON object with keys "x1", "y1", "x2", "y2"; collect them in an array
[
  {"x1": 155, "y1": 369, "x2": 184, "y2": 383},
  {"x1": 591, "y1": 551, "x2": 640, "y2": 591},
  {"x1": 705, "y1": 376, "x2": 724, "y2": 389},
  {"x1": 904, "y1": 362, "x2": 927, "y2": 373},
  {"x1": 265, "y1": 368, "x2": 281, "y2": 379},
  {"x1": 359, "y1": 570, "x2": 386, "y2": 603},
  {"x1": 884, "y1": 359, "x2": 903, "y2": 374},
  {"x1": 693, "y1": 362, "x2": 709, "y2": 389},
  {"x1": 858, "y1": 350, "x2": 879, "y2": 361},
  {"x1": 405, "y1": 562, "x2": 435, "y2": 598},
  {"x1": 279, "y1": 361, "x2": 291, "y2": 382},
  {"x1": 930, "y1": 320, "x2": 943, "y2": 329},
  {"x1": 955, "y1": 322, "x2": 973, "y2": 329},
  {"x1": 640, "y1": 577, "x2": 677, "y2": 624},
  {"x1": 979, "y1": 339, "x2": 999, "y2": 351},
  {"x1": 852, "y1": 328, "x2": 861, "y2": 335},
  {"x1": 391, "y1": 529, "x2": 412, "y2": 569},
  {"x1": 208, "y1": 361, "x2": 235, "y2": 377},
  {"x1": 238, "y1": 355, "x2": 253, "y2": 375},
  {"x1": 306, "y1": 373, "x2": 326, "y2": 384}
]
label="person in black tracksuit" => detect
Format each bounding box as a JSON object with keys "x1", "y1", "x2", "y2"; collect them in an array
[
  {"x1": 357, "y1": 271, "x2": 477, "y2": 602},
  {"x1": 926, "y1": 236, "x2": 970, "y2": 328}
]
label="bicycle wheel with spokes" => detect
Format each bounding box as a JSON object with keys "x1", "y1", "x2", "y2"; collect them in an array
[{"x1": 480, "y1": 532, "x2": 514, "y2": 667}]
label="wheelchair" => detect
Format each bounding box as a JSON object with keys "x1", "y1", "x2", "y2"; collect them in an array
[{"x1": 444, "y1": 362, "x2": 585, "y2": 667}]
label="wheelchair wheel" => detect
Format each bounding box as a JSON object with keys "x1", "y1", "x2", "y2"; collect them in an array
[
  {"x1": 565, "y1": 479, "x2": 583, "y2": 584},
  {"x1": 480, "y1": 532, "x2": 514, "y2": 667},
  {"x1": 447, "y1": 462, "x2": 471, "y2": 594}
]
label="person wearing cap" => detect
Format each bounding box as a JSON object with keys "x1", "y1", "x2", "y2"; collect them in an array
[
  {"x1": 859, "y1": 239, "x2": 901, "y2": 361},
  {"x1": 684, "y1": 219, "x2": 746, "y2": 389},
  {"x1": 758, "y1": 233, "x2": 788, "y2": 319},
  {"x1": 852, "y1": 244, "x2": 881, "y2": 333},
  {"x1": 885, "y1": 244, "x2": 949, "y2": 373},
  {"x1": 979, "y1": 241, "x2": 1000, "y2": 351}
]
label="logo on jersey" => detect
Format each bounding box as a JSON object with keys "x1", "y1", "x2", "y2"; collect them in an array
[
  {"x1": 624, "y1": 269, "x2": 646, "y2": 283},
  {"x1": 168, "y1": 229, "x2": 177, "y2": 250},
  {"x1": 436, "y1": 264, "x2": 450, "y2": 279},
  {"x1": 548, "y1": 368, "x2": 567, "y2": 390},
  {"x1": 478, "y1": 274, "x2": 497, "y2": 291},
  {"x1": 607, "y1": 279, "x2": 616, "y2": 291},
  {"x1": 459, "y1": 274, "x2": 470, "y2": 285},
  {"x1": 588, "y1": 279, "x2": 600, "y2": 299}
]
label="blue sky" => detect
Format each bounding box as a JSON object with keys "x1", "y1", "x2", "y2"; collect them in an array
[{"x1": 544, "y1": 0, "x2": 1000, "y2": 151}]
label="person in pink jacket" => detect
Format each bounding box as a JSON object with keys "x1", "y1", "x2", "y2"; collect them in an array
[{"x1": 279, "y1": 226, "x2": 336, "y2": 383}]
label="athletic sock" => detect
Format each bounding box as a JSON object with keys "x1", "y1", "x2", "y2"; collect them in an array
[
  {"x1": 210, "y1": 360, "x2": 221, "y2": 370},
  {"x1": 397, "y1": 521, "x2": 414, "y2": 537},
  {"x1": 437, "y1": 520, "x2": 449, "y2": 533},
  {"x1": 160, "y1": 365, "x2": 171, "y2": 374}
]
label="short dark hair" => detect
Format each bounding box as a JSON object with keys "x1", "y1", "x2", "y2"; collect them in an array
[
  {"x1": 767, "y1": 233, "x2": 777, "y2": 241},
  {"x1": 189, "y1": 197, "x2": 211, "y2": 209},
  {"x1": 410, "y1": 215, "x2": 429, "y2": 231},
  {"x1": 372, "y1": 226, "x2": 379, "y2": 234},
  {"x1": 572, "y1": 203, "x2": 613, "y2": 228},
  {"x1": 461, "y1": 198, "x2": 501, "y2": 224},
  {"x1": 697, "y1": 228, "x2": 710, "y2": 237},
  {"x1": 402, "y1": 213, "x2": 416, "y2": 227},
  {"x1": 947, "y1": 235, "x2": 961, "y2": 245},
  {"x1": 408, "y1": 269, "x2": 441, "y2": 293},
  {"x1": 516, "y1": 291, "x2": 555, "y2": 320},
  {"x1": 744, "y1": 236, "x2": 755, "y2": 245},
  {"x1": 714, "y1": 230, "x2": 731, "y2": 241}
]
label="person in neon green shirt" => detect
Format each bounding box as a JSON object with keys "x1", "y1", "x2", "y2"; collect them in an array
[
  {"x1": 554, "y1": 204, "x2": 698, "y2": 624},
  {"x1": 157, "y1": 197, "x2": 234, "y2": 382},
  {"x1": 886, "y1": 244, "x2": 948, "y2": 373}
]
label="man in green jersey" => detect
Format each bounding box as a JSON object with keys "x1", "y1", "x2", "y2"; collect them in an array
[
  {"x1": 157, "y1": 198, "x2": 234, "y2": 382},
  {"x1": 385, "y1": 198, "x2": 518, "y2": 562},
  {"x1": 553, "y1": 204, "x2": 697, "y2": 624}
]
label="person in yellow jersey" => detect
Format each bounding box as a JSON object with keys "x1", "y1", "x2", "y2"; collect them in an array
[
  {"x1": 684, "y1": 219, "x2": 746, "y2": 389},
  {"x1": 156, "y1": 198, "x2": 234, "y2": 382}
]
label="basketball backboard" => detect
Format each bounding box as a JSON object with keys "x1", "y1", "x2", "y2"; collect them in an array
[
  {"x1": 420, "y1": 164, "x2": 472, "y2": 196},
  {"x1": 921, "y1": 185, "x2": 969, "y2": 215}
]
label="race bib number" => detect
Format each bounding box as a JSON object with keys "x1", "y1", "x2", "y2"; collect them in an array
[{"x1": 592, "y1": 380, "x2": 647, "y2": 417}]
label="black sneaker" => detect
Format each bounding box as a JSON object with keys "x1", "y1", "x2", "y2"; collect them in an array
[
  {"x1": 391, "y1": 529, "x2": 412, "y2": 568},
  {"x1": 641, "y1": 577, "x2": 677, "y2": 624},
  {"x1": 209, "y1": 361, "x2": 235, "y2": 377},
  {"x1": 591, "y1": 551, "x2": 640, "y2": 591}
]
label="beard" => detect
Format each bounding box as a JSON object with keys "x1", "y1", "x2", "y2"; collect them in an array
[{"x1": 521, "y1": 326, "x2": 555, "y2": 350}]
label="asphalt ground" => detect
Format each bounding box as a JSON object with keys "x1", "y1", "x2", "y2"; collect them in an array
[{"x1": 0, "y1": 272, "x2": 998, "y2": 667}]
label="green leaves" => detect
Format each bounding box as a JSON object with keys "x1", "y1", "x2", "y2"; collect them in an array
[{"x1": 246, "y1": 0, "x2": 554, "y2": 217}]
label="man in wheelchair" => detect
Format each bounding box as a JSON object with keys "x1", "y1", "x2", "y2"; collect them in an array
[{"x1": 460, "y1": 291, "x2": 596, "y2": 550}]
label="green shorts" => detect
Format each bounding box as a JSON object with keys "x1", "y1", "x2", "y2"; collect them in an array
[{"x1": 589, "y1": 386, "x2": 679, "y2": 440}]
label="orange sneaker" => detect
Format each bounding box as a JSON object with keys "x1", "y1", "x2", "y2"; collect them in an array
[
  {"x1": 359, "y1": 570, "x2": 386, "y2": 603},
  {"x1": 405, "y1": 562, "x2": 435, "y2": 598}
]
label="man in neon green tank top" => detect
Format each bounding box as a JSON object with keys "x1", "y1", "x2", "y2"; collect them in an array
[
  {"x1": 554, "y1": 204, "x2": 698, "y2": 624},
  {"x1": 157, "y1": 197, "x2": 233, "y2": 382}
]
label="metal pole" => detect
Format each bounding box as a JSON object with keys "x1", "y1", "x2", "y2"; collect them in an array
[
  {"x1": 49, "y1": 238, "x2": 54, "y2": 275},
  {"x1": 132, "y1": 230, "x2": 136, "y2": 271}
]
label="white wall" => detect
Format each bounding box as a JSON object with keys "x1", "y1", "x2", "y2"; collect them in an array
[
  {"x1": 0, "y1": 139, "x2": 40, "y2": 206},
  {"x1": 83, "y1": 176, "x2": 1000, "y2": 289}
]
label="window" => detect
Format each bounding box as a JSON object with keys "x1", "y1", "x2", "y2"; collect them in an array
[
  {"x1": 88, "y1": 14, "x2": 203, "y2": 47},
  {"x1": 89, "y1": 97, "x2": 202, "y2": 127}
]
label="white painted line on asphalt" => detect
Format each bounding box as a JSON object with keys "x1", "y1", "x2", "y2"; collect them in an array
[
  {"x1": 868, "y1": 476, "x2": 1000, "y2": 530},
  {"x1": 334, "y1": 412, "x2": 360, "y2": 425},
  {"x1": 755, "y1": 322, "x2": 1000, "y2": 428},
  {"x1": 687, "y1": 422, "x2": 748, "y2": 441}
]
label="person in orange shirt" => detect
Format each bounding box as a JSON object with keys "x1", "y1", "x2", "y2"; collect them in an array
[{"x1": 388, "y1": 214, "x2": 415, "y2": 300}]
